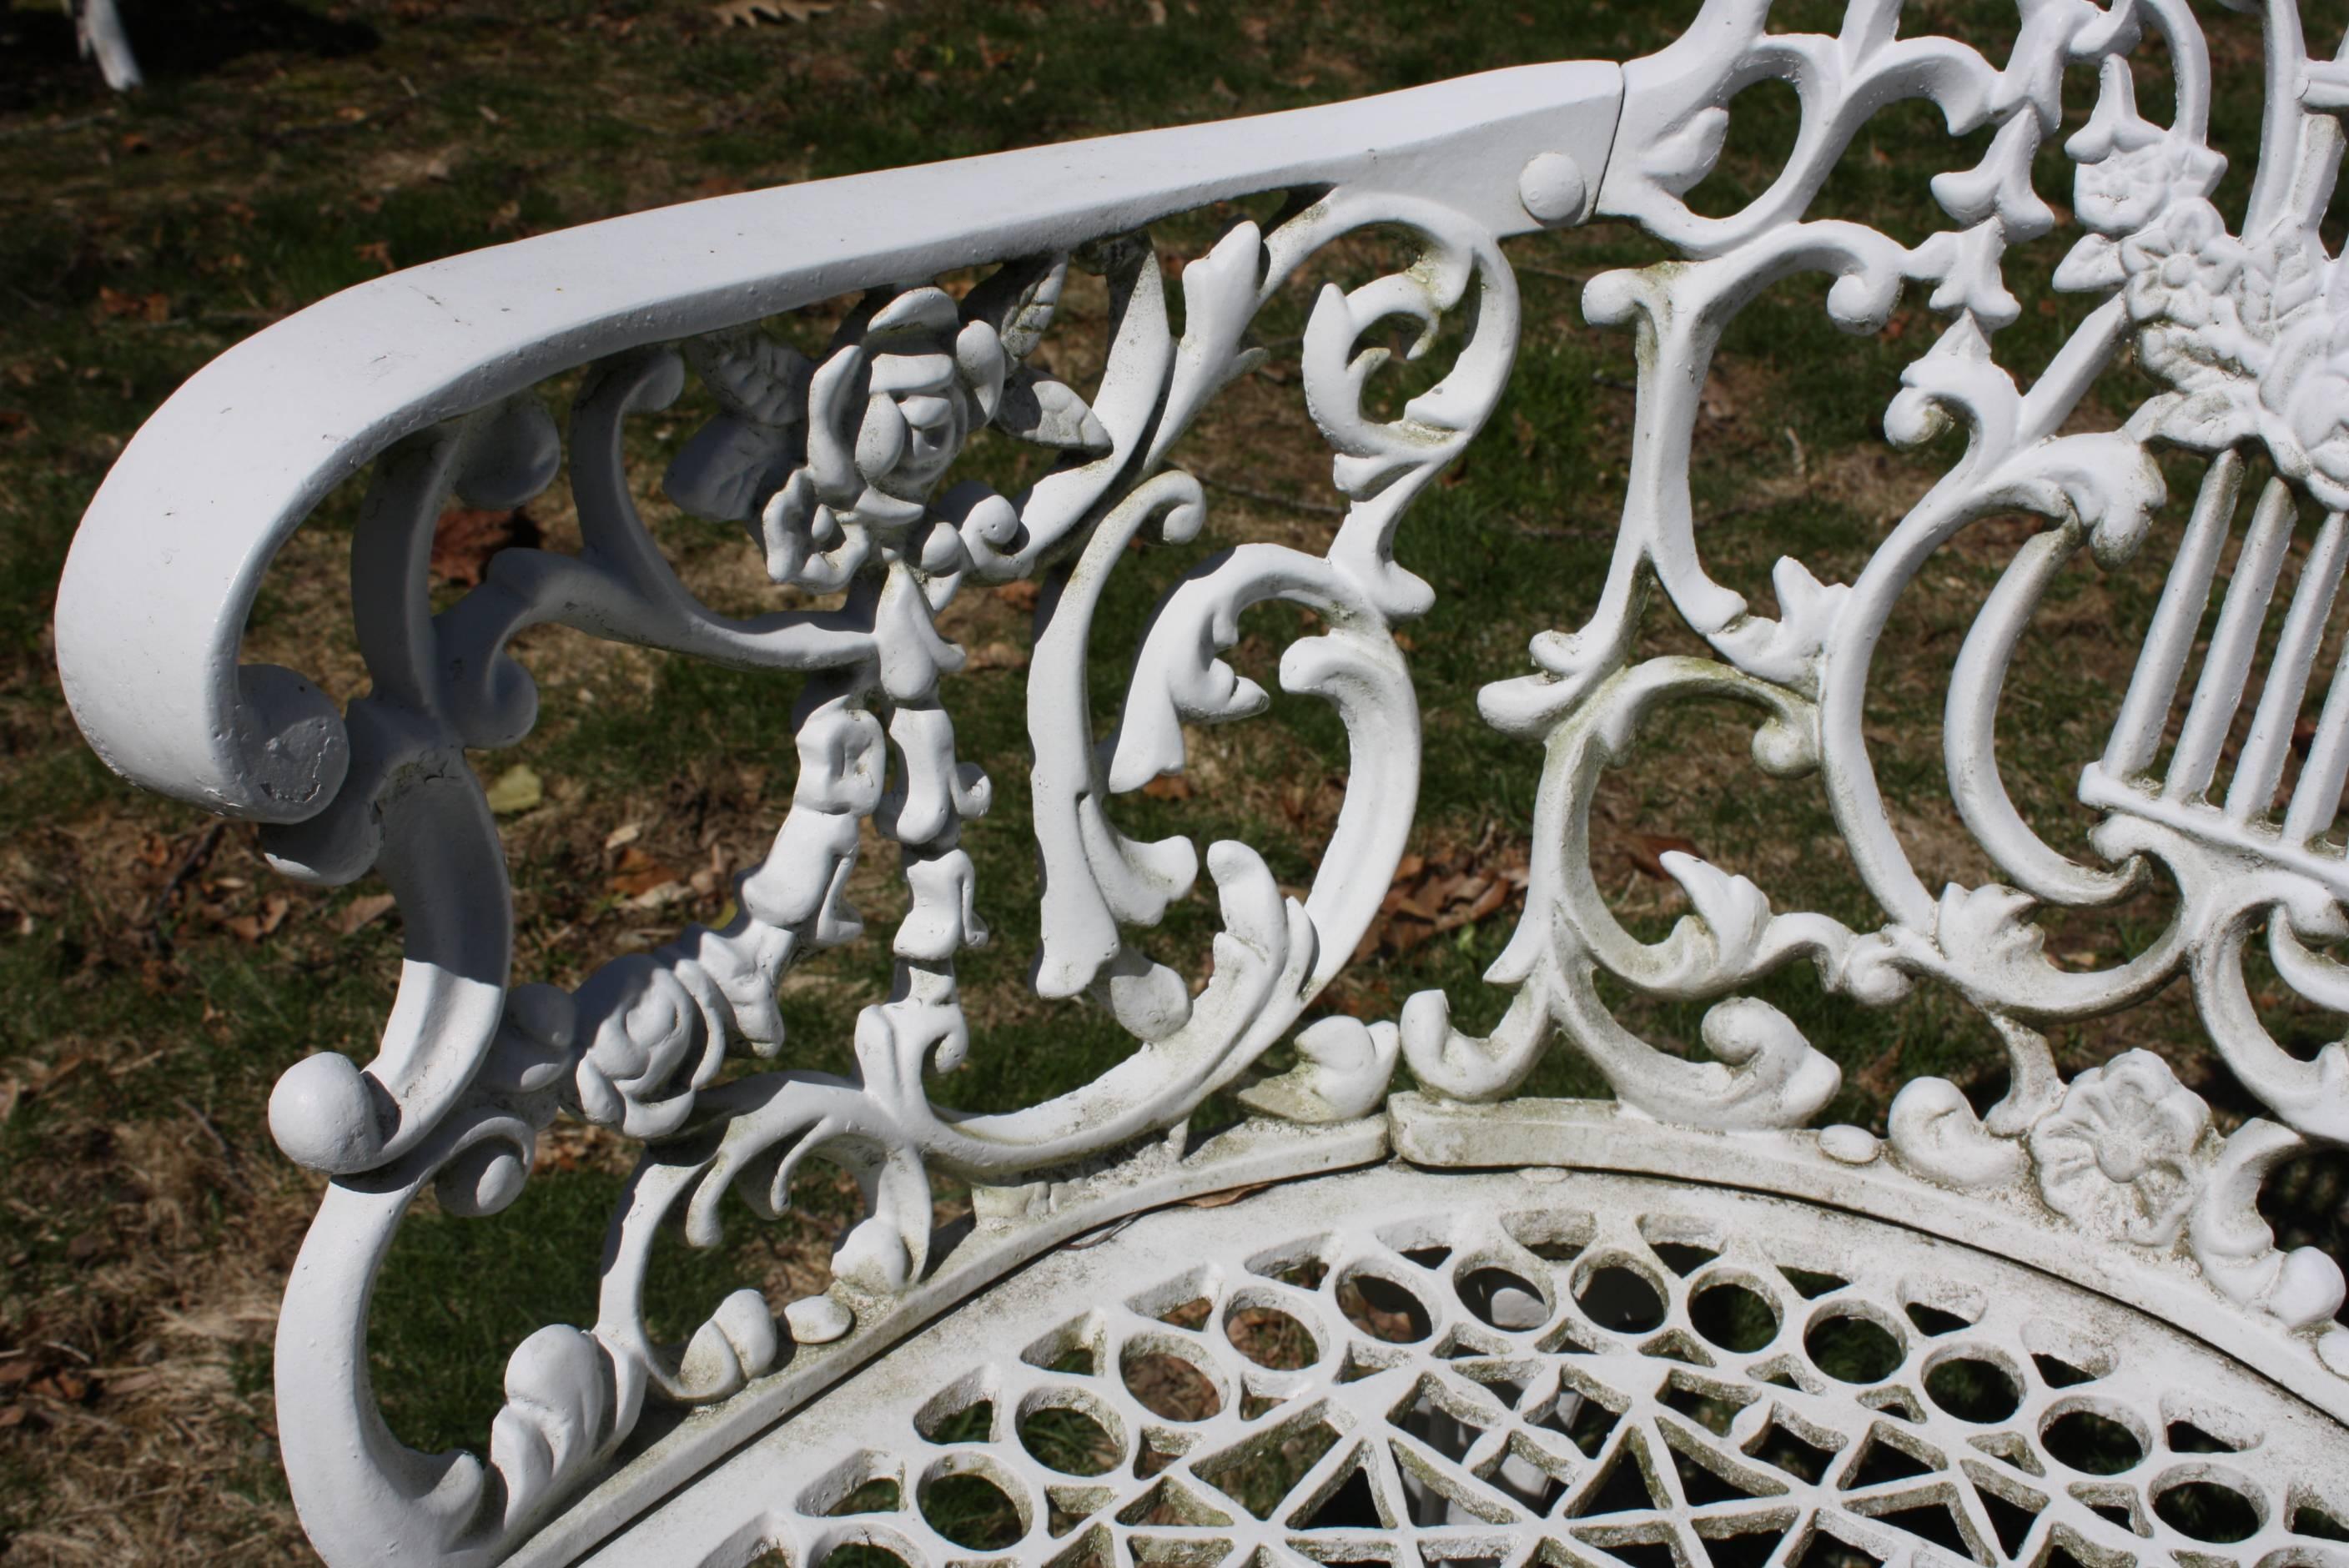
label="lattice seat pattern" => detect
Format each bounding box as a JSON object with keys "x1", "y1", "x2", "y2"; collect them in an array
[
  {"x1": 47, "y1": 0, "x2": 2349, "y2": 1564},
  {"x1": 582, "y1": 1163, "x2": 2349, "y2": 1568}
]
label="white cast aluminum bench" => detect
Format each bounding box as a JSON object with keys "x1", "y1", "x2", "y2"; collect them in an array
[{"x1": 51, "y1": 1, "x2": 2349, "y2": 1562}]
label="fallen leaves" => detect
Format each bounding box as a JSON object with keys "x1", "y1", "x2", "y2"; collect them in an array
[
  {"x1": 962, "y1": 640, "x2": 1029, "y2": 673},
  {"x1": 353, "y1": 239, "x2": 396, "y2": 273},
  {"x1": 96, "y1": 285, "x2": 169, "y2": 324},
  {"x1": 606, "y1": 840, "x2": 729, "y2": 908},
  {"x1": 1354, "y1": 837, "x2": 1531, "y2": 962},
  {"x1": 0, "y1": 878, "x2": 38, "y2": 936},
  {"x1": 0, "y1": 1053, "x2": 90, "y2": 1125},
  {"x1": 532, "y1": 1119, "x2": 638, "y2": 1175},
  {"x1": 607, "y1": 845, "x2": 682, "y2": 898},
  {"x1": 154, "y1": 847, "x2": 303, "y2": 947},
  {"x1": 221, "y1": 892, "x2": 293, "y2": 944},
  {"x1": 430, "y1": 505, "x2": 541, "y2": 586},
  {"x1": 332, "y1": 892, "x2": 398, "y2": 936},
  {"x1": 0, "y1": 1358, "x2": 98, "y2": 1430},
  {"x1": 1624, "y1": 832, "x2": 1703, "y2": 881},
  {"x1": 485, "y1": 763, "x2": 545, "y2": 816}
]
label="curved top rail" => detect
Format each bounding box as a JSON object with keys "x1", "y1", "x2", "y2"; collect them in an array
[{"x1": 53, "y1": 60, "x2": 1622, "y2": 824}]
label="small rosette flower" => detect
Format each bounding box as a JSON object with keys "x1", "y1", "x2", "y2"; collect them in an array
[{"x1": 2027, "y1": 1049, "x2": 2211, "y2": 1246}]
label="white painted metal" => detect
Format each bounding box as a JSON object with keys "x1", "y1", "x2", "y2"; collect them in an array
[
  {"x1": 579, "y1": 1162, "x2": 2349, "y2": 1568},
  {"x1": 47, "y1": 0, "x2": 2349, "y2": 1562},
  {"x1": 69, "y1": 0, "x2": 141, "y2": 92}
]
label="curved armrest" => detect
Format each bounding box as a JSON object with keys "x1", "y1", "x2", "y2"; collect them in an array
[{"x1": 54, "y1": 60, "x2": 1620, "y2": 822}]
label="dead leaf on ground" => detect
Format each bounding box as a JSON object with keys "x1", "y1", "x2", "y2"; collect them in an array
[
  {"x1": 993, "y1": 580, "x2": 1040, "y2": 612},
  {"x1": 0, "y1": 882, "x2": 36, "y2": 937},
  {"x1": 963, "y1": 640, "x2": 1029, "y2": 673},
  {"x1": 1140, "y1": 774, "x2": 1195, "y2": 801},
  {"x1": 608, "y1": 846, "x2": 684, "y2": 897},
  {"x1": 96, "y1": 286, "x2": 169, "y2": 324},
  {"x1": 33, "y1": 1370, "x2": 93, "y2": 1404},
  {"x1": 1352, "y1": 834, "x2": 1532, "y2": 962},
  {"x1": 1624, "y1": 832, "x2": 1702, "y2": 881},
  {"x1": 354, "y1": 239, "x2": 395, "y2": 273},
  {"x1": 333, "y1": 892, "x2": 398, "y2": 935},
  {"x1": 430, "y1": 506, "x2": 541, "y2": 586},
  {"x1": 221, "y1": 892, "x2": 293, "y2": 943},
  {"x1": 485, "y1": 763, "x2": 544, "y2": 816}
]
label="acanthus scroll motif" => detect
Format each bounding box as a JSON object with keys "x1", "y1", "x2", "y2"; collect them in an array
[
  {"x1": 244, "y1": 178, "x2": 1522, "y2": 1564},
  {"x1": 1401, "y1": 0, "x2": 2349, "y2": 1373}
]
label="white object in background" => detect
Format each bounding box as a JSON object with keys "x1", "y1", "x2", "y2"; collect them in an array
[{"x1": 71, "y1": 0, "x2": 141, "y2": 91}]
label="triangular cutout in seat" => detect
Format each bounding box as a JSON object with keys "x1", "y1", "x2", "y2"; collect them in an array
[
  {"x1": 1699, "y1": 1523, "x2": 1789, "y2": 1568},
  {"x1": 1043, "y1": 1523, "x2": 1117, "y2": 1568},
  {"x1": 1114, "y1": 1476, "x2": 1233, "y2": 1529},
  {"x1": 1839, "y1": 1425, "x2": 1940, "y2": 1490},
  {"x1": 1597, "y1": 1536, "x2": 1682, "y2": 1568},
  {"x1": 1965, "y1": 1430, "x2": 2041, "y2": 1477},
  {"x1": 1669, "y1": 1440, "x2": 1767, "y2": 1507},
  {"x1": 1640, "y1": 1328, "x2": 1718, "y2": 1368},
  {"x1": 1195, "y1": 1415, "x2": 1341, "y2": 1521},
  {"x1": 1859, "y1": 1386, "x2": 1924, "y2": 1424},
  {"x1": 1287, "y1": 1446, "x2": 1395, "y2": 1531},
  {"x1": 1021, "y1": 1313, "x2": 1105, "y2": 1377},
  {"x1": 1873, "y1": 1497, "x2": 1983, "y2": 1560},
  {"x1": 1746, "y1": 1415, "x2": 1840, "y2": 1486},
  {"x1": 1570, "y1": 1432, "x2": 1662, "y2": 1518}
]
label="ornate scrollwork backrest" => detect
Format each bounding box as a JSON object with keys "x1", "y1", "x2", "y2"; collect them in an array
[{"x1": 48, "y1": 3, "x2": 2349, "y2": 1563}]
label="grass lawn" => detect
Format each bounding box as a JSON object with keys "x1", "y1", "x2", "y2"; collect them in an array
[{"x1": 2, "y1": 0, "x2": 2346, "y2": 1559}]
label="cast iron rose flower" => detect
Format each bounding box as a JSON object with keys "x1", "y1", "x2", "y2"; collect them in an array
[
  {"x1": 758, "y1": 287, "x2": 1009, "y2": 591},
  {"x1": 2026, "y1": 1049, "x2": 2210, "y2": 1246}
]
